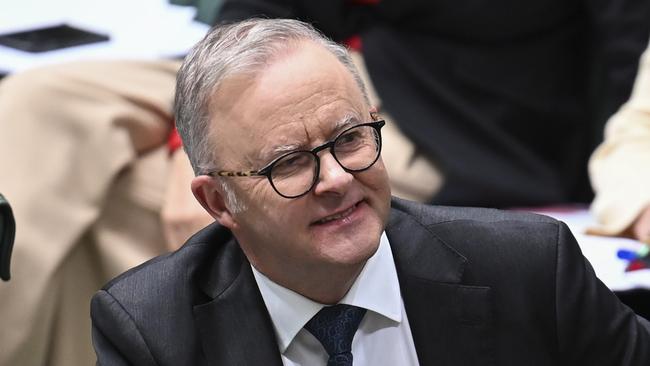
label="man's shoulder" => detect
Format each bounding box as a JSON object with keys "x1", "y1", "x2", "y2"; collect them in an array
[
  {"x1": 90, "y1": 223, "x2": 237, "y2": 364},
  {"x1": 390, "y1": 196, "x2": 558, "y2": 228},
  {"x1": 98, "y1": 222, "x2": 234, "y2": 305},
  {"x1": 387, "y1": 197, "x2": 566, "y2": 289},
  {"x1": 388, "y1": 197, "x2": 564, "y2": 264}
]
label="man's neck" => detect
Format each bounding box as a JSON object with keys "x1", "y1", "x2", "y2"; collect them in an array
[{"x1": 253, "y1": 261, "x2": 365, "y2": 304}]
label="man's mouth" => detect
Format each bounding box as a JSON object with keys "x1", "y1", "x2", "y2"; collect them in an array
[{"x1": 313, "y1": 202, "x2": 360, "y2": 225}]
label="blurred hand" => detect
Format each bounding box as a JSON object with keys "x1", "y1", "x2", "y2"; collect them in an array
[
  {"x1": 161, "y1": 149, "x2": 214, "y2": 251},
  {"x1": 631, "y1": 206, "x2": 650, "y2": 244}
]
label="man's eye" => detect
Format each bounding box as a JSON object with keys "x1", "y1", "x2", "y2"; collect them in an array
[
  {"x1": 273, "y1": 153, "x2": 311, "y2": 174},
  {"x1": 335, "y1": 129, "x2": 367, "y2": 152},
  {"x1": 283, "y1": 155, "x2": 305, "y2": 166},
  {"x1": 337, "y1": 131, "x2": 361, "y2": 145}
]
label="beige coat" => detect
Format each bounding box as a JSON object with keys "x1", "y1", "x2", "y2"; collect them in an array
[{"x1": 590, "y1": 44, "x2": 650, "y2": 236}]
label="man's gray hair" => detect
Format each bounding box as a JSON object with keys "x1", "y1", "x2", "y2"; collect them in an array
[{"x1": 174, "y1": 18, "x2": 370, "y2": 176}]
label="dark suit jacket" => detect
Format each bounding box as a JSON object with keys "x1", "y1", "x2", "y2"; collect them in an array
[
  {"x1": 216, "y1": 0, "x2": 650, "y2": 207},
  {"x1": 91, "y1": 198, "x2": 650, "y2": 365}
]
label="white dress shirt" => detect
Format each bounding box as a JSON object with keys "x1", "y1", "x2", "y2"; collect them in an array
[{"x1": 251, "y1": 232, "x2": 421, "y2": 366}]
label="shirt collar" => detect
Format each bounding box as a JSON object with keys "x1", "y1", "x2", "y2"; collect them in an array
[{"x1": 251, "y1": 232, "x2": 402, "y2": 353}]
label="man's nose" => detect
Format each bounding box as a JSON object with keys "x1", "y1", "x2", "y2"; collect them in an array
[{"x1": 313, "y1": 153, "x2": 353, "y2": 196}]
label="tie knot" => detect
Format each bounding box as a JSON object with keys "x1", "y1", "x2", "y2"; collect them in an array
[{"x1": 304, "y1": 304, "x2": 367, "y2": 364}]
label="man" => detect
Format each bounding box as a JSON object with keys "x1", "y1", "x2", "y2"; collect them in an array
[{"x1": 91, "y1": 18, "x2": 650, "y2": 365}]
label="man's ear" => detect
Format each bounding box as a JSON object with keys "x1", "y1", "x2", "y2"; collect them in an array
[
  {"x1": 191, "y1": 175, "x2": 237, "y2": 230},
  {"x1": 369, "y1": 106, "x2": 379, "y2": 120}
]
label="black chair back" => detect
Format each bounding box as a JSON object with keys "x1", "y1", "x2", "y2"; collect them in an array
[{"x1": 0, "y1": 193, "x2": 15, "y2": 281}]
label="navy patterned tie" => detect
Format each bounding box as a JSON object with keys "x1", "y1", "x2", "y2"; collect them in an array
[{"x1": 304, "y1": 304, "x2": 367, "y2": 366}]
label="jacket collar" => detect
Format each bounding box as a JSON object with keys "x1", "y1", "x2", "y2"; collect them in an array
[{"x1": 193, "y1": 232, "x2": 284, "y2": 365}]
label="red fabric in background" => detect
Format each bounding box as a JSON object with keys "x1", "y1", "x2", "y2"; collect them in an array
[{"x1": 167, "y1": 125, "x2": 182, "y2": 154}]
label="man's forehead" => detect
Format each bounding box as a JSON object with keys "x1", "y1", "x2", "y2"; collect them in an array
[
  {"x1": 211, "y1": 41, "x2": 361, "y2": 115},
  {"x1": 208, "y1": 41, "x2": 366, "y2": 164}
]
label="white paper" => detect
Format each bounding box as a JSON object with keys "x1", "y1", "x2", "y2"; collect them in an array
[
  {"x1": 529, "y1": 207, "x2": 650, "y2": 291},
  {"x1": 0, "y1": 0, "x2": 209, "y2": 73}
]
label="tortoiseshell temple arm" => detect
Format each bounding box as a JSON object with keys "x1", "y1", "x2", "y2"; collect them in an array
[{"x1": 211, "y1": 170, "x2": 263, "y2": 177}]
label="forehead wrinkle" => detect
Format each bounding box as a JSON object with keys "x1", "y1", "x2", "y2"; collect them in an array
[
  {"x1": 258, "y1": 90, "x2": 328, "y2": 128},
  {"x1": 253, "y1": 62, "x2": 352, "y2": 124}
]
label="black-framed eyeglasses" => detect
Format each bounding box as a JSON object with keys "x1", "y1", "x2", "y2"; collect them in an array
[{"x1": 206, "y1": 120, "x2": 385, "y2": 199}]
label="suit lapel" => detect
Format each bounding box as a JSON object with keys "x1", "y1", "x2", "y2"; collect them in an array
[
  {"x1": 193, "y1": 239, "x2": 283, "y2": 366},
  {"x1": 387, "y1": 207, "x2": 495, "y2": 366}
]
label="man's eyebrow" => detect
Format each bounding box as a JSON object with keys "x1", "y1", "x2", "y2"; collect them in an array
[
  {"x1": 271, "y1": 143, "x2": 302, "y2": 156},
  {"x1": 257, "y1": 143, "x2": 302, "y2": 165},
  {"x1": 333, "y1": 114, "x2": 360, "y2": 133}
]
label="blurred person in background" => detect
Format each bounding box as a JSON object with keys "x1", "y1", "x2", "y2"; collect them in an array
[
  {"x1": 215, "y1": 0, "x2": 650, "y2": 208},
  {"x1": 590, "y1": 43, "x2": 650, "y2": 243}
]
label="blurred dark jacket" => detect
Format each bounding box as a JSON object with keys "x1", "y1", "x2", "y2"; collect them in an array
[{"x1": 213, "y1": 0, "x2": 650, "y2": 208}]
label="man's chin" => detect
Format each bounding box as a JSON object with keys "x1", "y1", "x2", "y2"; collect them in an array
[{"x1": 315, "y1": 231, "x2": 381, "y2": 268}]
